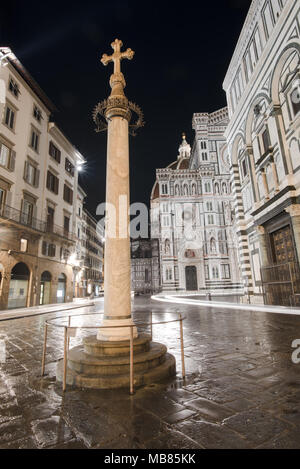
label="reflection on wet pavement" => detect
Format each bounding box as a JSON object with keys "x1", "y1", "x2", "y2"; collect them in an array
[{"x1": 0, "y1": 296, "x2": 300, "y2": 448}]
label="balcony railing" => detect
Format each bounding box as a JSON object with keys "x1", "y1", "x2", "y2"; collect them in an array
[{"x1": 0, "y1": 204, "x2": 76, "y2": 242}]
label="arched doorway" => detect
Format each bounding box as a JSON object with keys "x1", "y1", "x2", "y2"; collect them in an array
[
  {"x1": 8, "y1": 262, "x2": 30, "y2": 309},
  {"x1": 185, "y1": 266, "x2": 198, "y2": 291},
  {"x1": 40, "y1": 271, "x2": 52, "y2": 305},
  {"x1": 57, "y1": 273, "x2": 66, "y2": 303}
]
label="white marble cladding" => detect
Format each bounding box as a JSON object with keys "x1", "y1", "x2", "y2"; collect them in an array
[{"x1": 223, "y1": 0, "x2": 292, "y2": 118}]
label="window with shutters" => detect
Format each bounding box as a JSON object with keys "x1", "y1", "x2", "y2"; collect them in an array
[
  {"x1": 29, "y1": 128, "x2": 40, "y2": 153},
  {"x1": 24, "y1": 161, "x2": 40, "y2": 187},
  {"x1": 42, "y1": 241, "x2": 56, "y2": 257},
  {"x1": 46, "y1": 206, "x2": 55, "y2": 231},
  {"x1": 3, "y1": 103, "x2": 16, "y2": 131},
  {"x1": 46, "y1": 171, "x2": 59, "y2": 194},
  {"x1": 33, "y1": 105, "x2": 42, "y2": 123},
  {"x1": 0, "y1": 141, "x2": 16, "y2": 171},
  {"x1": 8, "y1": 77, "x2": 20, "y2": 98},
  {"x1": 49, "y1": 141, "x2": 61, "y2": 163},
  {"x1": 0, "y1": 187, "x2": 6, "y2": 210},
  {"x1": 63, "y1": 184, "x2": 73, "y2": 204},
  {"x1": 64, "y1": 215, "x2": 70, "y2": 236},
  {"x1": 65, "y1": 158, "x2": 75, "y2": 176},
  {"x1": 21, "y1": 199, "x2": 34, "y2": 226}
]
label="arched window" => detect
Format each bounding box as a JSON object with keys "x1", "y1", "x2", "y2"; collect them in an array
[
  {"x1": 222, "y1": 182, "x2": 227, "y2": 194},
  {"x1": 212, "y1": 266, "x2": 219, "y2": 279},
  {"x1": 214, "y1": 183, "x2": 220, "y2": 195},
  {"x1": 204, "y1": 182, "x2": 211, "y2": 193}
]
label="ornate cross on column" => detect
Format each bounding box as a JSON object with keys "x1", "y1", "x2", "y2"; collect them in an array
[{"x1": 101, "y1": 39, "x2": 134, "y2": 75}]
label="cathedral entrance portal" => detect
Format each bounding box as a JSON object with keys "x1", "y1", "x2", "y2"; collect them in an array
[{"x1": 185, "y1": 265, "x2": 198, "y2": 291}]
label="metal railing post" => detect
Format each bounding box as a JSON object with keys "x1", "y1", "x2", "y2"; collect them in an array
[
  {"x1": 63, "y1": 326, "x2": 68, "y2": 392},
  {"x1": 130, "y1": 326, "x2": 134, "y2": 395},
  {"x1": 68, "y1": 316, "x2": 71, "y2": 350},
  {"x1": 179, "y1": 314, "x2": 186, "y2": 380},
  {"x1": 41, "y1": 323, "x2": 48, "y2": 376}
]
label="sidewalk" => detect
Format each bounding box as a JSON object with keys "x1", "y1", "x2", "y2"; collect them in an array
[{"x1": 0, "y1": 297, "x2": 103, "y2": 321}]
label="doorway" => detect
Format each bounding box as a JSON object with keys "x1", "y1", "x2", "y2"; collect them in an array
[
  {"x1": 40, "y1": 271, "x2": 52, "y2": 305},
  {"x1": 8, "y1": 262, "x2": 30, "y2": 309},
  {"x1": 185, "y1": 266, "x2": 198, "y2": 291},
  {"x1": 57, "y1": 273, "x2": 66, "y2": 303}
]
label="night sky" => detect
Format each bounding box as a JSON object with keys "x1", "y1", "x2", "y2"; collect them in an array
[{"x1": 1, "y1": 0, "x2": 251, "y2": 214}]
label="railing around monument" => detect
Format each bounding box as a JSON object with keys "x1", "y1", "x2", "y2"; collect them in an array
[{"x1": 41, "y1": 312, "x2": 186, "y2": 395}]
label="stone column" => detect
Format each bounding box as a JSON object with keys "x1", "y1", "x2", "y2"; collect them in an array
[
  {"x1": 256, "y1": 225, "x2": 269, "y2": 268},
  {"x1": 260, "y1": 168, "x2": 269, "y2": 200},
  {"x1": 285, "y1": 205, "x2": 300, "y2": 265},
  {"x1": 270, "y1": 155, "x2": 279, "y2": 193},
  {"x1": 97, "y1": 40, "x2": 137, "y2": 341},
  {"x1": 246, "y1": 145, "x2": 259, "y2": 203}
]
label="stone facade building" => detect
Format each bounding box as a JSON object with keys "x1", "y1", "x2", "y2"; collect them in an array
[
  {"x1": 0, "y1": 49, "x2": 85, "y2": 309},
  {"x1": 79, "y1": 208, "x2": 104, "y2": 297},
  {"x1": 151, "y1": 124, "x2": 242, "y2": 296},
  {"x1": 223, "y1": 0, "x2": 300, "y2": 305},
  {"x1": 131, "y1": 238, "x2": 160, "y2": 294}
]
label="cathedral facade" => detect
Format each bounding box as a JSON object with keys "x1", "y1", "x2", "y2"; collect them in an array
[{"x1": 150, "y1": 108, "x2": 243, "y2": 296}]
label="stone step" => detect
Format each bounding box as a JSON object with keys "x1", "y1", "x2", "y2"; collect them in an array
[
  {"x1": 83, "y1": 333, "x2": 151, "y2": 357},
  {"x1": 57, "y1": 352, "x2": 176, "y2": 389},
  {"x1": 67, "y1": 342, "x2": 167, "y2": 375}
]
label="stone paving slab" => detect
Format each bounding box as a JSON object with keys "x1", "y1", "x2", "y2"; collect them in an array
[{"x1": 0, "y1": 297, "x2": 300, "y2": 448}]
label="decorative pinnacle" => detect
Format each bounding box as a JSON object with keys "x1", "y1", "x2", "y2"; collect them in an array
[{"x1": 101, "y1": 39, "x2": 134, "y2": 75}]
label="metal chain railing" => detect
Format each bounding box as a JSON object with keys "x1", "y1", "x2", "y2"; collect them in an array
[{"x1": 41, "y1": 312, "x2": 186, "y2": 395}]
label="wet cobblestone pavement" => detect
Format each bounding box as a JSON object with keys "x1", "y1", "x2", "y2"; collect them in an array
[{"x1": 1, "y1": 297, "x2": 300, "y2": 449}]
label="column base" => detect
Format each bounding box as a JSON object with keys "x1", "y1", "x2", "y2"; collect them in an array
[
  {"x1": 97, "y1": 317, "x2": 138, "y2": 342},
  {"x1": 56, "y1": 333, "x2": 176, "y2": 390}
]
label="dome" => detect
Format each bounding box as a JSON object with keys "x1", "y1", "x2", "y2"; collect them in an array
[{"x1": 151, "y1": 133, "x2": 191, "y2": 200}]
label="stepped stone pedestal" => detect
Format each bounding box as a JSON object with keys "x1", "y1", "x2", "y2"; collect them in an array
[{"x1": 56, "y1": 334, "x2": 176, "y2": 389}]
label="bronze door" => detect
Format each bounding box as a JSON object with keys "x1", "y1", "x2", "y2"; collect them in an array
[{"x1": 270, "y1": 225, "x2": 296, "y2": 265}]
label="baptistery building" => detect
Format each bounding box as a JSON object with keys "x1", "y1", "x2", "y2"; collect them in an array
[{"x1": 223, "y1": 0, "x2": 300, "y2": 305}]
